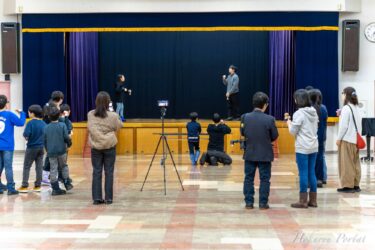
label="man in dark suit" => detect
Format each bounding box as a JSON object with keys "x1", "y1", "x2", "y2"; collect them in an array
[{"x1": 241, "y1": 92, "x2": 278, "y2": 210}]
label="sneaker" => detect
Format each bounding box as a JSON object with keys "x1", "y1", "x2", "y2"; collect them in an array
[
  {"x1": 259, "y1": 204, "x2": 270, "y2": 210},
  {"x1": 33, "y1": 186, "x2": 42, "y2": 192},
  {"x1": 64, "y1": 183, "x2": 74, "y2": 191},
  {"x1": 18, "y1": 187, "x2": 30, "y2": 193},
  {"x1": 317, "y1": 180, "x2": 323, "y2": 188},
  {"x1": 322, "y1": 180, "x2": 327, "y2": 185},
  {"x1": 245, "y1": 203, "x2": 254, "y2": 209},
  {"x1": 354, "y1": 186, "x2": 361, "y2": 192},
  {"x1": 52, "y1": 189, "x2": 66, "y2": 196},
  {"x1": 8, "y1": 190, "x2": 19, "y2": 196},
  {"x1": 105, "y1": 200, "x2": 113, "y2": 205},
  {"x1": 41, "y1": 179, "x2": 51, "y2": 186},
  {"x1": 337, "y1": 187, "x2": 355, "y2": 193},
  {"x1": 0, "y1": 183, "x2": 7, "y2": 191}
]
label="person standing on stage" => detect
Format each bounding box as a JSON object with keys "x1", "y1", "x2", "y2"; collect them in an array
[
  {"x1": 114, "y1": 74, "x2": 131, "y2": 122},
  {"x1": 222, "y1": 65, "x2": 240, "y2": 121}
]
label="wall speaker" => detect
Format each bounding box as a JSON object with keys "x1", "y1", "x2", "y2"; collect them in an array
[
  {"x1": 342, "y1": 20, "x2": 360, "y2": 72},
  {"x1": 1, "y1": 22, "x2": 20, "y2": 74}
]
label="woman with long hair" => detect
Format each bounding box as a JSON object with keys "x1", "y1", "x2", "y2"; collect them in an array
[
  {"x1": 336, "y1": 87, "x2": 362, "y2": 193},
  {"x1": 87, "y1": 91, "x2": 123, "y2": 205}
]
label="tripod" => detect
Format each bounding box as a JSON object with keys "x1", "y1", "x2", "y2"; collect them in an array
[{"x1": 140, "y1": 107, "x2": 184, "y2": 195}]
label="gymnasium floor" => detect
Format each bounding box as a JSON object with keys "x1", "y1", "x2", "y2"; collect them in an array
[{"x1": 1, "y1": 153, "x2": 375, "y2": 250}]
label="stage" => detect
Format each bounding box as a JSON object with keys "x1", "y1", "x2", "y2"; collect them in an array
[{"x1": 69, "y1": 118, "x2": 339, "y2": 156}]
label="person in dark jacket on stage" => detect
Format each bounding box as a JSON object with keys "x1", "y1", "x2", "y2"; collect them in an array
[
  {"x1": 200, "y1": 113, "x2": 232, "y2": 166},
  {"x1": 114, "y1": 74, "x2": 131, "y2": 121},
  {"x1": 241, "y1": 92, "x2": 279, "y2": 210}
]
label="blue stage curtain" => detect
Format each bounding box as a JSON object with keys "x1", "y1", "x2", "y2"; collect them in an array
[
  {"x1": 22, "y1": 33, "x2": 66, "y2": 112},
  {"x1": 66, "y1": 32, "x2": 99, "y2": 122},
  {"x1": 295, "y1": 31, "x2": 339, "y2": 116},
  {"x1": 269, "y1": 31, "x2": 296, "y2": 120},
  {"x1": 98, "y1": 32, "x2": 269, "y2": 119},
  {"x1": 22, "y1": 12, "x2": 339, "y2": 29}
]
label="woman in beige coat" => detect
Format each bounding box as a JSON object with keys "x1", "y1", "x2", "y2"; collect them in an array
[{"x1": 88, "y1": 91, "x2": 123, "y2": 205}]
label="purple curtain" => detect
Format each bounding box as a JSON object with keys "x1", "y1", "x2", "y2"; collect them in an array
[
  {"x1": 67, "y1": 32, "x2": 99, "y2": 122},
  {"x1": 269, "y1": 31, "x2": 296, "y2": 120}
]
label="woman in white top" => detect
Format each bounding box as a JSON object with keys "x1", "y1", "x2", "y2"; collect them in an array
[{"x1": 336, "y1": 87, "x2": 362, "y2": 193}]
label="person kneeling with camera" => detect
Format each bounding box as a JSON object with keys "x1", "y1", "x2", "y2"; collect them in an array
[
  {"x1": 241, "y1": 92, "x2": 278, "y2": 210},
  {"x1": 200, "y1": 113, "x2": 232, "y2": 166}
]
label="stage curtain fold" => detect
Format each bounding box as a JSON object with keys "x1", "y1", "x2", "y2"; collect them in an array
[
  {"x1": 66, "y1": 32, "x2": 99, "y2": 122},
  {"x1": 295, "y1": 31, "x2": 339, "y2": 116},
  {"x1": 22, "y1": 33, "x2": 66, "y2": 112},
  {"x1": 269, "y1": 31, "x2": 296, "y2": 120}
]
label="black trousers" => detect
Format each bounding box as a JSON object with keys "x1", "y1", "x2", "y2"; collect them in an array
[
  {"x1": 91, "y1": 147, "x2": 116, "y2": 201},
  {"x1": 201, "y1": 150, "x2": 232, "y2": 165},
  {"x1": 227, "y1": 92, "x2": 240, "y2": 118}
]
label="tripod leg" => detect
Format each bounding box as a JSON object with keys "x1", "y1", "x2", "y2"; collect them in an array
[
  {"x1": 165, "y1": 138, "x2": 185, "y2": 191},
  {"x1": 162, "y1": 136, "x2": 167, "y2": 195},
  {"x1": 140, "y1": 136, "x2": 162, "y2": 191}
]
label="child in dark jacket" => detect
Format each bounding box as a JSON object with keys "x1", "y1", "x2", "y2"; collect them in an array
[
  {"x1": 18, "y1": 105, "x2": 46, "y2": 193},
  {"x1": 44, "y1": 107, "x2": 72, "y2": 196},
  {"x1": 58, "y1": 104, "x2": 73, "y2": 184},
  {"x1": 186, "y1": 112, "x2": 201, "y2": 165},
  {"x1": 0, "y1": 95, "x2": 26, "y2": 195}
]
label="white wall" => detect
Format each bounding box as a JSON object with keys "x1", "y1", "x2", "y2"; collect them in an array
[
  {"x1": 4, "y1": 0, "x2": 361, "y2": 14},
  {"x1": 0, "y1": 0, "x2": 24, "y2": 151}
]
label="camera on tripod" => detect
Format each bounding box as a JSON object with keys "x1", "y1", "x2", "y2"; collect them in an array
[
  {"x1": 157, "y1": 100, "x2": 169, "y2": 117},
  {"x1": 230, "y1": 139, "x2": 246, "y2": 150}
]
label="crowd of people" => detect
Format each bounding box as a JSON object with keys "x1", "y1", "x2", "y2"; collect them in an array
[{"x1": 0, "y1": 81, "x2": 363, "y2": 208}]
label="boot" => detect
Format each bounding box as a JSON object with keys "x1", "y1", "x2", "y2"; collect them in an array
[
  {"x1": 64, "y1": 179, "x2": 74, "y2": 191},
  {"x1": 291, "y1": 192, "x2": 308, "y2": 208},
  {"x1": 0, "y1": 181, "x2": 7, "y2": 191},
  {"x1": 51, "y1": 182, "x2": 66, "y2": 196},
  {"x1": 194, "y1": 150, "x2": 201, "y2": 165},
  {"x1": 189, "y1": 154, "x2": 196, "y2": 165},
  {"x1": 7, "y1": 183, "x2": 19, "y2": 196},
  {"x1": 308, "y1": 192, "x2": 318, "y2": 207}
]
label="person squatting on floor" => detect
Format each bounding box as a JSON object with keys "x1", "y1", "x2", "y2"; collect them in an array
[
  {"x1": 241, "y1": 92, "x2": 279, "y2": 210},
  {"x1": 200, "y1": 113, "x2": 232, "y2": 166}
]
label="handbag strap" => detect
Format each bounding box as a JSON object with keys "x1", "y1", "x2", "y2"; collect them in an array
[{"x1": 347, "y1": 105, "x2": 358, "y2": 132}]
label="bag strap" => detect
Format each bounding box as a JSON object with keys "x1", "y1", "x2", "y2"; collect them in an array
[{"x1": 347, "y1": 105, "x2": 358, "y2": 132}]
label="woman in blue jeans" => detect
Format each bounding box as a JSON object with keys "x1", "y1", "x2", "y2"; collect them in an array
[{"x1": 287, "y1": 89, "x2": 319, "y2": 208}]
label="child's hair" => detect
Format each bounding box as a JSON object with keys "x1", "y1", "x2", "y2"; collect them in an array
[
  {"x1": 189, "y1": 112, "x2": 198, "y2": 121},
  {"x1": 343, "y1": 87, "x2": 359, "y2": 105},
  {"x1": 60, "y1": 104, "x2": 71, "y2": 113},
  {"x1": 305, "y1": 85, "x2": 314, "y2": 91},
  {"x1": 212, "y1": 113, "x2": 221, "y2": 123},
  {"x1": 51, "y1": 91, "x2": 64, "y2": 103},
  {"x1": 28, "y1": 105, "x2": 44, "y2": 119},
  {"x1": 0, "y1": 95, "x2": 8, "y2": 109},
  {"x1": 252, "y1": 92, "x2": 269, "y2": 109},
  {"x1": 294, "y1": 89, "x2": 310, "y2": 109},
  {"x1": 308, "y1": 89, "x2": 322, "y2": 118},
  {"x1": 48, "y1": 107, "x2": 61, "y2": 122}
]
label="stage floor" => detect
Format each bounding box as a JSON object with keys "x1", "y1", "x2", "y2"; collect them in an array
[{"x1": 1, "y1": 153, "x2": 375, "y2": 249}]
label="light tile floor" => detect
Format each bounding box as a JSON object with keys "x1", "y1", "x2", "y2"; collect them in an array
[{"x1": 0, "y1": 153, "x2": 375, "y2": 249}]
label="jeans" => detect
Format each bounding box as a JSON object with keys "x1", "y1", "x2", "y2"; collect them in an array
[
  {"x1": 116, "y1": 102, "x2": 124, "y2": 118},
  {"x1": 22, "y1": 148, "x2": 44, "y2": 187},
  {"x1": 49, "y1": 154, "x2": 69, "y2": 184},
  {"x1": 323, "y1": 155, "x2": 327, "y2": 182},
  {"x1": 91, "y1": 147, "x2": 116, "y2": 201},
  {"x1": 243, "y1": 161, "x2": 271, "y2": 205},
  {"x1": 315, "y1": 143, "x2": 325, "y2": 181},
  {"x1": 0, "y1": 151, "x2": 15, "y2": 190},
  {"x1": 296, "y1": 153, "x2": 318, "y2": 193}
]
